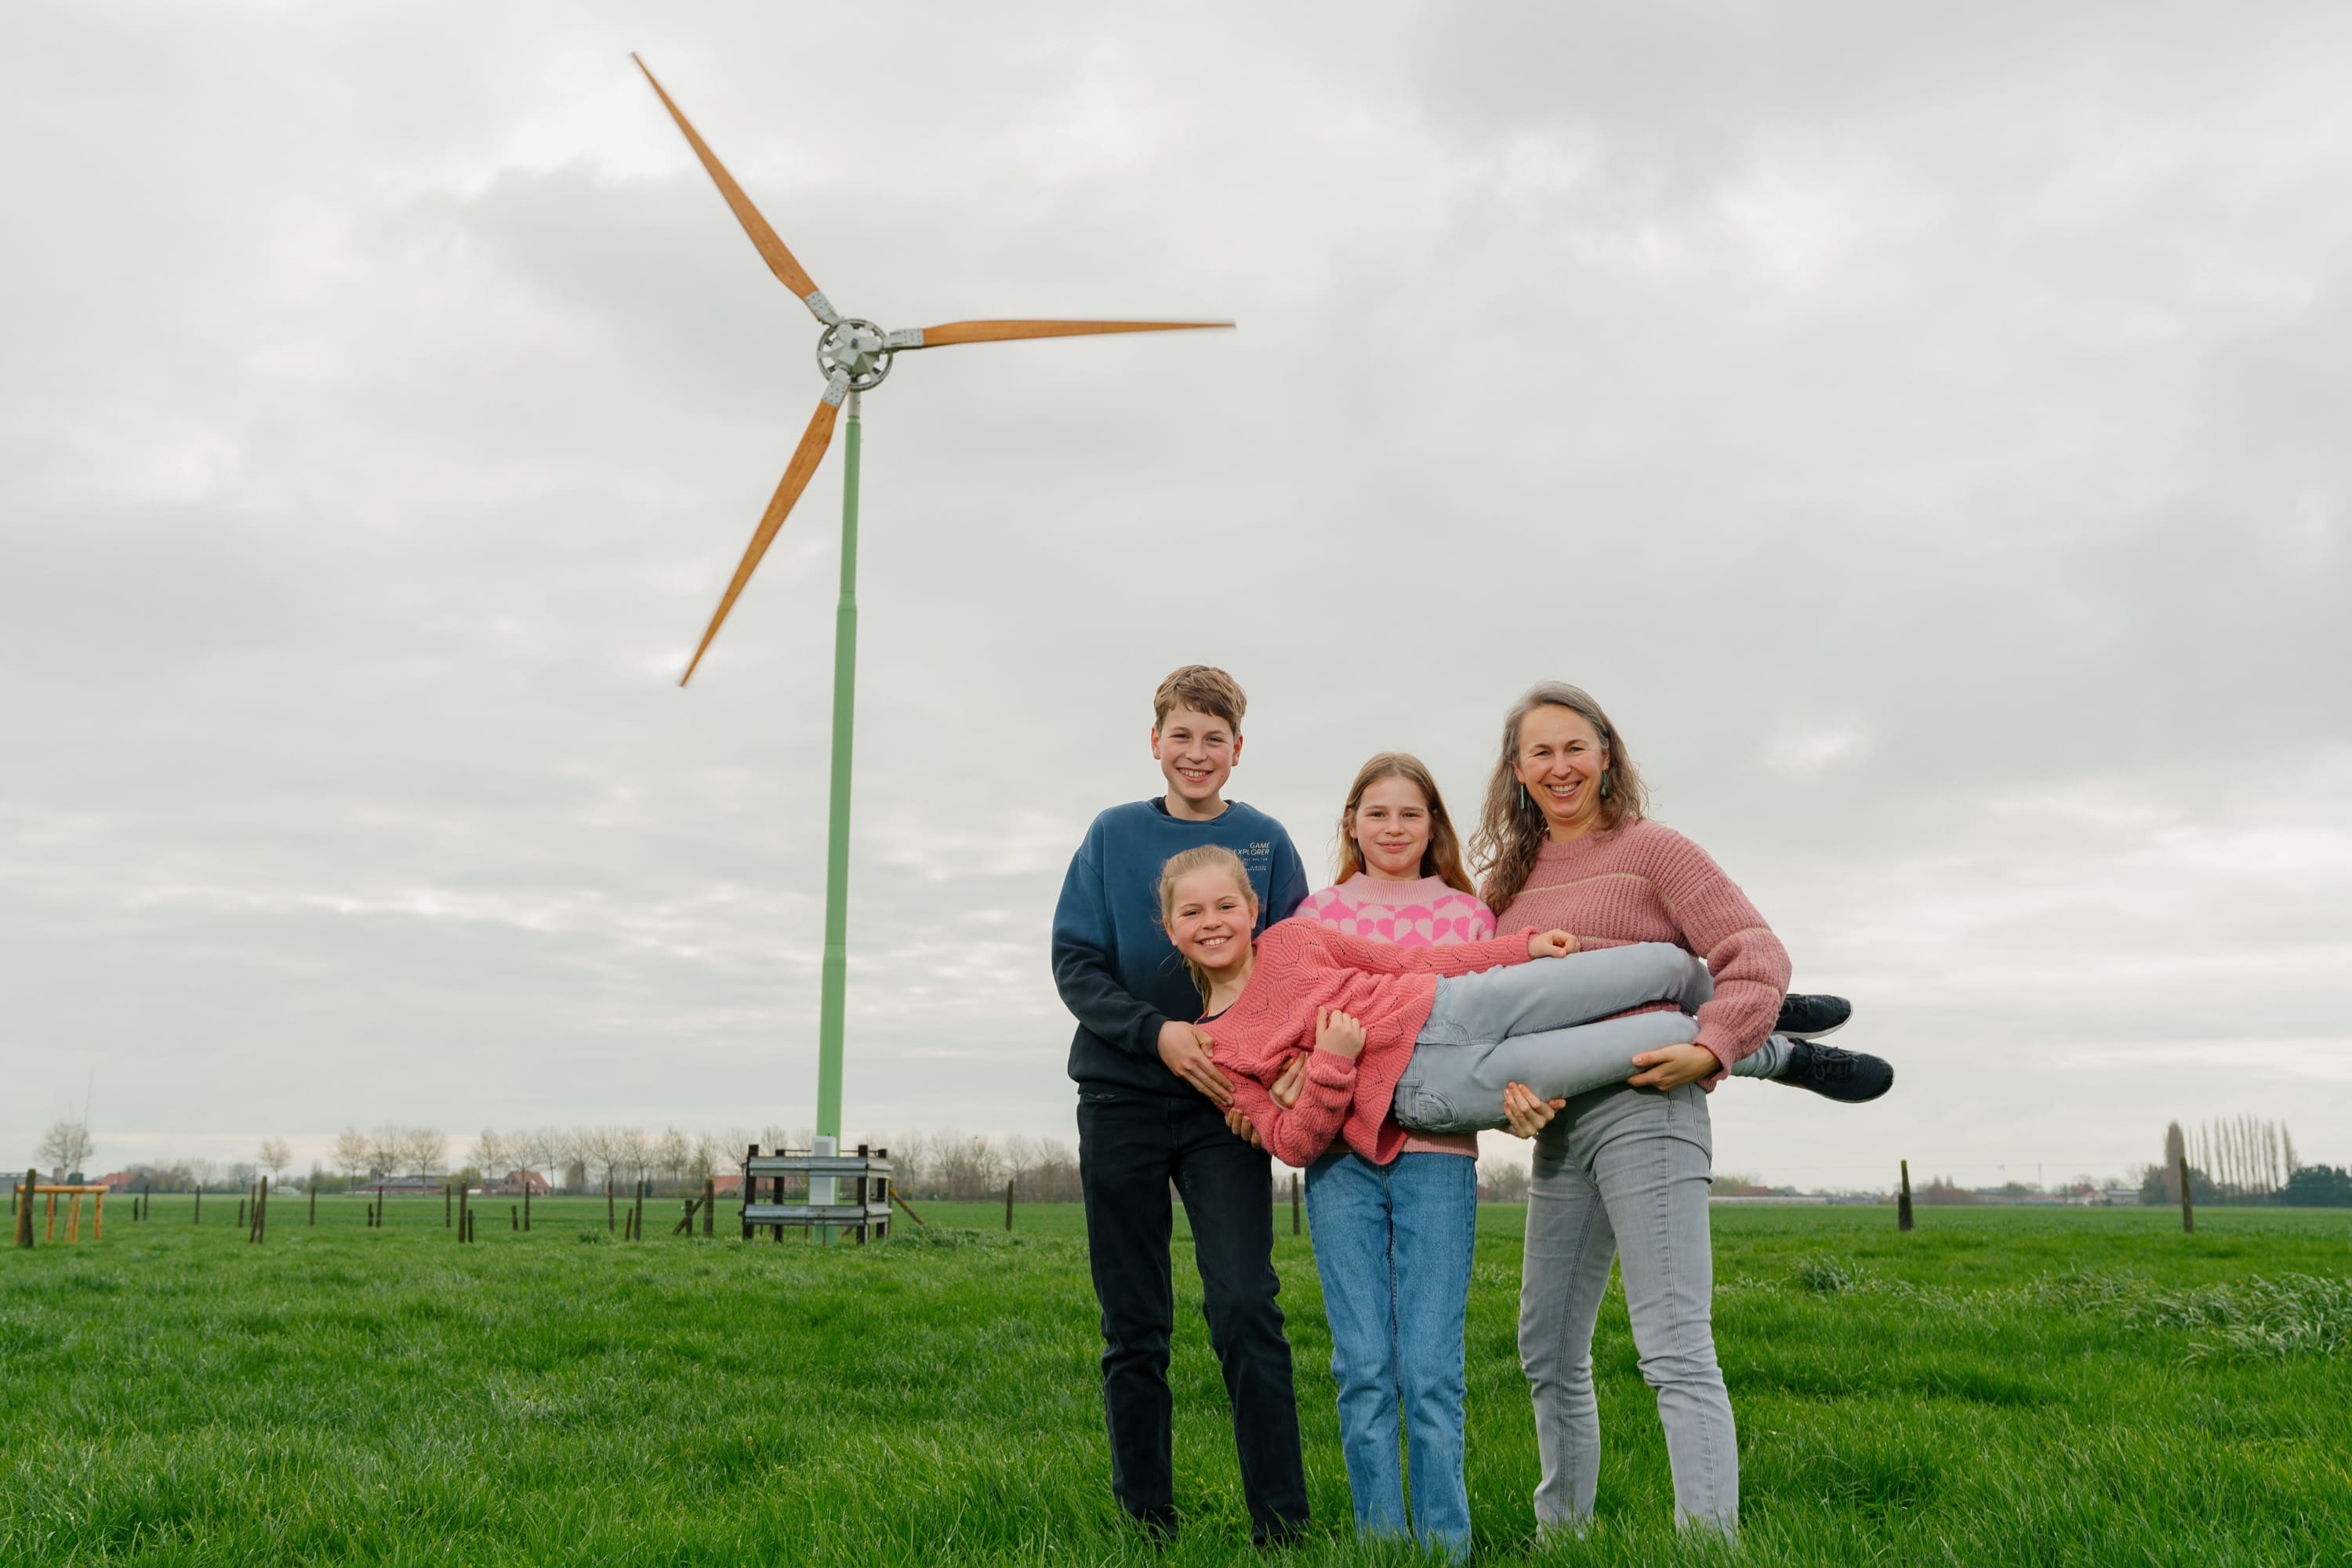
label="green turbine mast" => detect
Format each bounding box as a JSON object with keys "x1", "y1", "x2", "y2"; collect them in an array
[{"x1": 634, "y1": 56, "x2": 1230, "y2": 1188}]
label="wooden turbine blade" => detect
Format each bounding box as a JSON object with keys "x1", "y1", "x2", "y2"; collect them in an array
[
  {"x1": 893, "y1": 319, "x2": 1233, "y2": 348},
  {"x1": 631, "y1": 53, "x2": 837, "y2": 322},
  {"x1": 680, "y1": 376, "x2": 850, "y2": 686}
]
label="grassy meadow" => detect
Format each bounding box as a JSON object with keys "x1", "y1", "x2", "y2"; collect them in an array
[{"x1": 3, "y1": 1193, "x2": 2348, "y2": 1565}]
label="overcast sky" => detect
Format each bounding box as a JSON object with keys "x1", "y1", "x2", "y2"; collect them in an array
[{"x1": 6, "y1": 2, "x2": 2348, "y2": 1189}]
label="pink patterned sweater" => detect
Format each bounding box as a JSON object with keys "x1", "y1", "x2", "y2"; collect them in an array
[
  {"x1": 1293, "y1": 875, "x2": 1497, "y2": 1159},
  {"x1": 1205, "y1": 920, "x2": 1537, "y2": 1168},
  {"x1": 1490, "y1": 818, "x2": 1791, "y2": 1087}
]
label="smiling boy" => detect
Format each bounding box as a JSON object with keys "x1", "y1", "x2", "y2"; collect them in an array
[{"x1": 1051, "y1": 664, "x2": 1311, "y2": 1545}]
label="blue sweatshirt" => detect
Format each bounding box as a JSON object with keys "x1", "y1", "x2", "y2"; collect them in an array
[{"x1": 1052, "y1": 797, "x2": 1310, "y2": 1096}]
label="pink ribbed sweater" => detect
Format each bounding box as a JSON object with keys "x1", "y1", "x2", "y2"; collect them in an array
[
  {"x1": 1294, "y1": 874, "x2": 1496, "y2": 1159},
  {"x1": 1490, "y1": 818, "x2": 1790, "y2": 1084},
  {"x1": 1205, "y1": 919, "x2": 1534, "y2": 1167}
]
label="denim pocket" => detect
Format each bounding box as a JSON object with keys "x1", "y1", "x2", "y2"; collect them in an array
[{"x1": 1394, "y1": 1084, "x2": 1454, "y2": 1131}]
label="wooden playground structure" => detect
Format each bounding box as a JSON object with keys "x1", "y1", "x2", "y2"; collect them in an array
[{"x1": 13, "y1": 1171, "x2": 107, "y2": 1245}]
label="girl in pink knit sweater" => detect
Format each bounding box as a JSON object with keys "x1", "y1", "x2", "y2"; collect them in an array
[{"x1": 1159, "y1": 845, "x2": 1790, "y2": 1173}]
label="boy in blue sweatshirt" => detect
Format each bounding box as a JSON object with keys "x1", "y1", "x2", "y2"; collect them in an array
[{"x1": 1051, "y1": 664, "x2": 1311, "y2": 1546}]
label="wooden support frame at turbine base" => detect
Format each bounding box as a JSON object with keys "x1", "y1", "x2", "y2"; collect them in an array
[{"x1": 741, "y1": 1144, "x2": 893, "y2": 1244}]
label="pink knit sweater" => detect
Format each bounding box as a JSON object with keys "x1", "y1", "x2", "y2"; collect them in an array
[
  {"x1": 1489, "y1": 818, "x2": 1790, "y2": 1085},
  {"x1": 1203, "y1": 919, "x2": 1534, "y2": 1167},
  {"x1": 1293, "y1": 874, "x2": 1495, "y2": 1159}
]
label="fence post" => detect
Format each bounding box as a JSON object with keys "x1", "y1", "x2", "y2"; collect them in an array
[
  {"x1": 702, "y1": 1177, "x2": 715, "y2": 1238},
  {"x1": 1291, "y1": 1171, "x2": 1302, "y2": 1236},
  {"x1": 14, "y1": 1170, "x2": 31, "y2": 1248},
  {"x1": 194, "y1": 1188, "x2": 202, "y2": 1225},
  {"x1": 445, "y1": 1182, "x2": 452, "y2": 1229},
  {"x1": 237, "y1": 1198, "x2": 246, "y2": 1232},
  {"x1": 511, "y1": 1204, "x2": 518, "y2": 1232},
  {"x1": 143, "y1": 1182, "x2": 151, "y2": 1222},
  {"x1": 254, "y1": 1177, "x2": 269, "y2": 1244},
  {"x1": 2179, "y1": 1148, "x2": 2195, "y2": 1234},
  {"x1": 1898, "y1": 1160, "x2": 1915, "y2": 1232},
  {"x1": 1004, "y1": 1178, "x2": 1014, "y2": 1232},
  {"x1": 608, "y1": 1178, "x2": 615, "y2": 1233},
  {"x1": 309, "y1": 1184, "x2": 317, "y2": 1227},
  {"x1": 524, "y1": 1180, "x2": 532, "y2": 1232}
]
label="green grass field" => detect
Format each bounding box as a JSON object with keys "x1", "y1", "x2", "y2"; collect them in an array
[{"x1": 5, "y1": 1195, "x2": 2348, "y2": 1565}]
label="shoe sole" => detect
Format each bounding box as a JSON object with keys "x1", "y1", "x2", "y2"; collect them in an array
[{"x1": 1781, "y1": 1017, "x2": 1846, "y2": 1041}]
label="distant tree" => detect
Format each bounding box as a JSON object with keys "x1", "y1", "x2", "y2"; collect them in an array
[
  {"x1": 687, "y1": 1131, "x2": 724, "y2": 1186},
  {"x1": 2140, "y1": 1160, "x2": 2221, "y2": 1206},
  {"x1": 256, "y1": 1138, "x2": 293, "y2": 1183},
  {"x1": 655, "y1": 1127, "x2": 692, "y2": 1190},
  {"x1": 615, "y1": 1127, "x2": 651, "y2": 1189},
  {"x1": 2279, "y1": 1165, "x2": 2352, "y2": 1207},
  {"x1": 365, "y1": 1125, "x2": 404, "y2": 1181},
  {"x1": 1917, "y1": 1175, "x2": 1979, "y2": 1206},
  {"x1": 332, "y1": 1127, "x2": 372, "y2": 1186},
  {"x1": 403, "y1": 1128, "x2": 448, "y2": 1178},
  {"x1": 467, "y1": 1130, "x2": 506, "y2": 1181},
  {"x1": 1481, "y1": 1162, "x2": 1531, "y2": 1203},
  {"x1": 36, "y1": 1120, "x2": 95, "y2": 1179},
  {"x1": 935, "y1": 1131, "x2": 1005, "y2": 1201}
]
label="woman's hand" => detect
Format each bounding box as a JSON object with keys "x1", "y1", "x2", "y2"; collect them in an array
[
  {"x1": 1316, "y1": 1007, "x2": 1367, "y2": 1061},
  {"x1": 1527, "y1": 929, "x2": 1578, "y2": 959},
  {"x1": 1268, "y1": 1053, "x2": 1306, "y2": 1109},
  {"x1": 1627, "y1": 1042, "x2": 1719, "y2": 1091},
  {"x1": 1224, "y1": 1105, "x2": 1265, "y2": 1148},
  {"x1": 1501, "y1": 1080, "x2": 1566, "y2": 1138}
]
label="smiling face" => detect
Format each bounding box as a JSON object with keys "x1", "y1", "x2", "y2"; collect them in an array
[
  {"x1": 1166, "y1": 866, "x2": 1258, "y2": 978},
  {"x1": 1350, "y1": 773, "x2": 1434, "y2": 880},
  {"x1": 1512, "y1": 704, "x2": 1610, "y2": 840},
  {"x1": 1152, "y1": 706, "x2": 1243, "y2": 818}
]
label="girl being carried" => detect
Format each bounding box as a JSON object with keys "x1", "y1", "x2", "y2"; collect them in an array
[{"x1": 1161, "y1": 844, "x2": 1879, "y2": 1169}]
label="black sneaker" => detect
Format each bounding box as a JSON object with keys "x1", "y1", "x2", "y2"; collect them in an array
[
  {"x1": 1776, "y1": 993, "x2": 1851, "y2": 1040},
  {"x1": 1777, "y1": 1039, "x2": 1893, "y2": 1103}
]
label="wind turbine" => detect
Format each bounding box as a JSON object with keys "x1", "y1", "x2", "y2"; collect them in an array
[{"x1": 633, "y1": 55, "x2": 1230, "y2": 1175}]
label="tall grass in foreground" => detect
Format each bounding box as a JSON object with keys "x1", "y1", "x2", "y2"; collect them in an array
[{"x1": 2, "y1": 1202, "x2": 2347, "y2": 1565}]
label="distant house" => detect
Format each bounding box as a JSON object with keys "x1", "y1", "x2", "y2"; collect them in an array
[
  {"x1": 481, "y1": 1170, "x2": 552, "y2": 1197},
  {"x1": 711, "y1": 1173, "x2": 744, "y2": 1196},
  {"x1": 94, "y1": 1171, "x2": 143, "y2": 1193}
]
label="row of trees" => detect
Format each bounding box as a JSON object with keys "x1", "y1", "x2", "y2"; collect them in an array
[
  {"x1": 207, "y1": 1125, "x2": 1541, "y2": 1204},
  {"x1": 2154, "y1": 1119, "x2": 2350, "y2": 1206}
]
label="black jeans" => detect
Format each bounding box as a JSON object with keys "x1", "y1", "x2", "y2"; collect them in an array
[{"x1": 1076, "y1": 1086, "x2": 1309, "y2": 1541}]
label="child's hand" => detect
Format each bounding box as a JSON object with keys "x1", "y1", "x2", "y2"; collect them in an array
[
  {"x1": 1268, "y1": 1053, "x2": 1307, "y2": 1110},
  {"x1": 1316, "y1": 1007, "x2": 1367, "y2": 1061},
  {"x1": 1528, "y1": 929, "x2": 1579, "y2": 960},
  {"x1": 1224, "y1": 1105, "x2": 1265, "y2": 1148},
  {"x1": 1501, "y1": 1080, "x2": 1566, "y2": 1139}
]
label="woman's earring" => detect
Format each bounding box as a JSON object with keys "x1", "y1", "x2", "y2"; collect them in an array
[
  {"x1": 1519, "y1": 783, "x2": 1530, "y2": 811},
  {"x1": 1599, "y1": 771, "x2": 1611, "y2": 800}
]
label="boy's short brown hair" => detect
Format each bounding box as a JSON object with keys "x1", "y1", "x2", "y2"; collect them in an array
[{"x1": 1152, "y1": 665, "x2": 1247, "y2": 732}]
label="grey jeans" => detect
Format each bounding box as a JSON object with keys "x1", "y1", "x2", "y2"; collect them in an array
[
  {"x1": 1389, "y1": 942, "x2": 1785, "y2": 1135},
  {"x1": 1520, "y1": 1082, "x2": 1737, "y2": 1534}
]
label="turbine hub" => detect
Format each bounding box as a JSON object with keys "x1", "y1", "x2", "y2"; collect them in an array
[{"x1": 817, "y1": 318, "x2": 894, "y2": 392}]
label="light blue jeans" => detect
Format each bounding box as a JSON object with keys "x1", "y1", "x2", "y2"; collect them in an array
[
  {"x1": 1392, "y1": 942, "x2": 1787, "y2": 1134},
  {"x1": 1302, "y1": 1149, "x2": 1478, "y2": 1561},
  {"x1": 1521, "y1": 1081, "x2": 1737, "y2": 1534}
]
